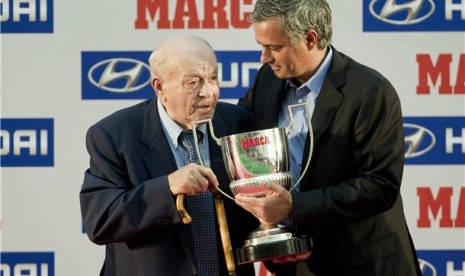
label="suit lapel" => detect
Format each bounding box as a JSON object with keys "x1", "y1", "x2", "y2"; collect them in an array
[
  {"x1": 259, "y1": 74, "x2": 286, "y2": 129},
  {"x1": 311, "y1": 47, "x2": 347, "y2": 145},
  {"x1": 140, "y1": 98, "x2": 197, "y2": 271},
  {"x1": 141, "y1": 99, "x2": 177, "y2": 178},
  {"x1": 302, "y1": 48, "x2": 347, "y2": 175}
]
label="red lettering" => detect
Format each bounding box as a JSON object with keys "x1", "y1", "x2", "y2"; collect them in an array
[
  {"x1": 203, "y1": 0, "x2": 228, "y2": 28},
  {"x1": 134, "y1": 0, "x2": 170, "y2": 29},
  {"x1": 231, "y1": 0, "x2": 252, "y2": 28},
  {"x1": 455, "y1": 187, "x2": 465, "y2": 227},
  {"x1": 134, "y1": 0, "x2": 252, "y2": 29},
  {"x1": 241, "y1": 136, "x2": 271, "y2": 149},
  {"x1": 417, "y1": 54, "x2": 458, "y2": 95},
  {"x1": 241, "y1": 138, "x2": 249, "y2": 150},
  {"x1": 173, "y1": 0, "x2": 200, "y2": 28},
  {"x1": 258, "y1": 136, "x2": 269, "y2": 145},
  {"x1": 417, "y1": 187, "x2": 453, "y2": 228},
  {"x1": 454, "y1": 54, "x2": 465, "y2": 94}
]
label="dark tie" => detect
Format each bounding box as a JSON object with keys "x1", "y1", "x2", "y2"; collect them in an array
[{"x1": 178, "y1": 130, "x2": 219, "y2": 276}]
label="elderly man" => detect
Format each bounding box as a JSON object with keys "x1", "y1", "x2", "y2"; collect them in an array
[{"x1": 80, "y1": 35, "x2": 257, "y2": 276}]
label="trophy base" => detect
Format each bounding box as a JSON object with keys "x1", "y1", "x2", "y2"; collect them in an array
[{"x1": 236, "y1": 227, "x2": 312, "y2": 265}]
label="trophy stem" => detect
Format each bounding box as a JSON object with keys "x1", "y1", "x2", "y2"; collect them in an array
[{"x1": 237, "y1": 224, "x2": 312, "y2": 264}]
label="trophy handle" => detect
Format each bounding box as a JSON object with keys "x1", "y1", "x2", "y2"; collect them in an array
[
  {"x1": 191, "y1": 119, "x2": 221, "y2": 147},
  {"x1": 190, "y1": 119, "x2": 235, "y2": 201},
  {"x1": 286, "y1": 103, "x2": 314, "y2": 192}
]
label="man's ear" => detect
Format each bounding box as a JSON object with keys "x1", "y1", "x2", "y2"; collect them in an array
[
  {"x1": 305, "y1": 30, "x2": 318, "y2": 49},
  {"x1": 151, "y1": 77, "x2": 162, "y2": 97}
]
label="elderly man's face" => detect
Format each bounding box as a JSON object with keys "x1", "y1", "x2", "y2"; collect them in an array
[{"x1": 156, "y1": 58, "x2": 219, "y2": 130}]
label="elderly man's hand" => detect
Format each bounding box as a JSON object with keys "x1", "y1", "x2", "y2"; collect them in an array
[{"x1": 168, "y1": 163, "x2": 219, "y2": 195}]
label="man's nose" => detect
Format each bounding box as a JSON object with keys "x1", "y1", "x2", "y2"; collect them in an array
[
  {"x1": 199, "y1": 82, "x2": 216, "y2": 97},
  {"x1": 260, "y1": 48, "x2": 272, "y2": 64}
]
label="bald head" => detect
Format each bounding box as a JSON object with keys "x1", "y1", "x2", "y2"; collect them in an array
[{"x1": 149, "y1": 35, "x2": 217, "y2": 80}]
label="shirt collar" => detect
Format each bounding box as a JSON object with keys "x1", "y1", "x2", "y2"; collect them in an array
[
  {"x1": 286, "y1": 46, "x2": 333, "y2": 99},
  {"x1": 157, "y1": 98, "x2": 206, "y2": 149}
]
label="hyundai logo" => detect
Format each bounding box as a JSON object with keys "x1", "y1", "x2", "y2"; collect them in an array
[
  {"x1": 404, "y1": 123, "x2": 436, "y2": 158},
  {"x1": 369, "y1": 0, "x2": 435, "y2": 25},
  {"x1": 418, "y1": 258, "x2": 437, "y2": 276},
  {"x1": 88, "y1": 58, "x2": 151, "y2": 93}
]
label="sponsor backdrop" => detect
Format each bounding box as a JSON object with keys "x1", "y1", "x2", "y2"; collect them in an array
[{"x1": 1, "y1": 0, "x2": 464, "y2": 275}]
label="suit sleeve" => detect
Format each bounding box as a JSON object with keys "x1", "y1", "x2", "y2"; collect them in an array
[
  {"x1": 293, "y1": 79, "x2": 405, "y2": 233},
  {"x1": 79, "y1": 124, "x2": 180, "y2": 245}
]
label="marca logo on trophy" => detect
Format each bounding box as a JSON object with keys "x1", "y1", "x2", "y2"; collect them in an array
[{"x1": 177, "y1": 103, "x2": 313, "y2": 271}]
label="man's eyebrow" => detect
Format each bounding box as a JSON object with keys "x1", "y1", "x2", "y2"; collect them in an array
[
  {"x1": 183, "y1": 69, "x2": 200, "y2": 76},
  {"x1": 184, "y1": 67, "x2": 218, "y2": 76},
  {"x1": 256, "y1": 40, "x2": 281, "y2": 48}
]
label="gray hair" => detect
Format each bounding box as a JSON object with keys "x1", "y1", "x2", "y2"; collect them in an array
[
  {"x1": 149, "y1": 43, "x2": 171, "y2": 80},
  {"x1": 248, "y1": 0, "x2": 332, "y2": 49}
]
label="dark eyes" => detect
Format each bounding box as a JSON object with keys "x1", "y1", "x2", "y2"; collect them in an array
[{"x1": 187, "y1": 79, "x2": 200, "y2": 87}]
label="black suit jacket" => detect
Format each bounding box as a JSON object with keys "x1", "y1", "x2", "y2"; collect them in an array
[
  {"x1": 238, "y1": 47, "x2": 421, "y2": 275},
  {"x1": 80, "y1": 98, "x2": 258, "y2": 276}
]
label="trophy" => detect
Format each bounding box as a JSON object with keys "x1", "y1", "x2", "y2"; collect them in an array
[{"x1": 176, "y1": 103, "x2": 313, "y2": 271}]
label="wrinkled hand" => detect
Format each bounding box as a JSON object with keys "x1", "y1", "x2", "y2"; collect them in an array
[
  {"x1": 235, "y1": 183, "x2": 293, "y2": 225},
  {"x1": 271, "y1": 252, "x2": 311, "y2": 264},
  {"x1": 168, "y1": 163, "x2": 219, "y2": 196}
]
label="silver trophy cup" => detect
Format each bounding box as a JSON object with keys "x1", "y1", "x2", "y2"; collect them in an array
[{"x1": 192, "y1": 103, "x2": 313, "y2": 265}]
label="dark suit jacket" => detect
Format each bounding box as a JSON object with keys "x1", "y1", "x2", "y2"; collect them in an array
[
  {"x1": 80, "y1": 98, "x2": 258, "y2": 276},
  {"x1": 238, "y1": 47, "x2": 421, "y2": 275}
]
